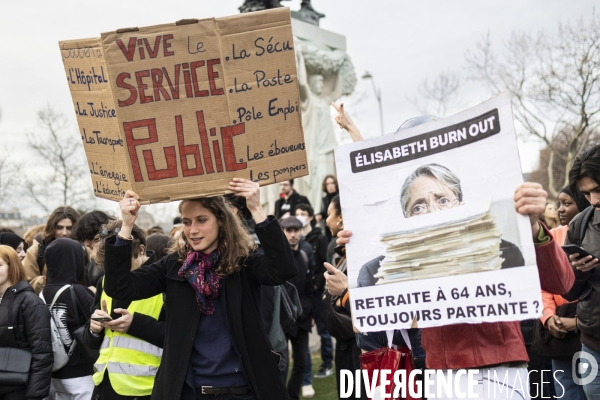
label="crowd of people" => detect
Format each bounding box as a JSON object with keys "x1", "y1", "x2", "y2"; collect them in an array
[{"x1": 0, "y1": 105, "x2": 599, "y2": 400}]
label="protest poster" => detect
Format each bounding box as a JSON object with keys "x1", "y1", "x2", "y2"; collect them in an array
[
  {"x1": 59, "y1": 37, "x2": 127, "y2": 201},
  {"x1": 59, "y1": 8, "x2": 307, "y2": 203},
  {"x1": 334, "y1": 94, "x2": 542, "y2": 331}
]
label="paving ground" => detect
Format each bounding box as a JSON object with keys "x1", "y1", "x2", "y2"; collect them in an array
[{"x1": 297, "y1": 326, "x2": 338, "y2": 399}]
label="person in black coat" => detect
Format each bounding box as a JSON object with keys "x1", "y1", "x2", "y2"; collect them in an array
[
  {"x1": 274, "y1": 180, "x2": 311, "y2": 219},
  {"x1": 40, "y1": 238, "x2": 95, "y2": 398},
  {"x1": 103, "y1": 179, "x2": 297, "y2": 400},
  {"x1": 295, "y1": 203, "x2": 334, "y2": 382},
  {"x1": 0, "y1": 245, "x2": 53, "y2": 400},
  {"x1": 280, "y1": 217, "x2": 314, "y2": 400},
  {"x1": 319, "y1": 196, "x2": 367, "y2": 400}
]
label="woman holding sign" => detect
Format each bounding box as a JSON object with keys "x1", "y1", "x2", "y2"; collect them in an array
[{"x1": 102, "y1": 178, "x2": 296, "y2": 400}]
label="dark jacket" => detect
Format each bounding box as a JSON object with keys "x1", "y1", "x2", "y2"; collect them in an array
[
  {"x1": 298, "y1": 238, "x2": 317, "y2": 298},
  {"x1": 103, "y1": 217, "x2": 297, "y2": 400},
  {"x1": 304, "y1": 227, "x2": 329, "y2": 291},
  {"x1": 83, "y1": 258, "x2": 104, "y2": 288},
  {"x1": 286, "y1": 247, "x2": 314, "y2": 335},
  {"x1": 0, "y1": 281, "x2": 53, "y2": 399},
  {"x1": 319, "y1": 192, "x2": 338, "y2": 241},
  {"x1": 318, "y1": 192, "x2": 338, "y2": 221},
  {"x1": 274, "y1": 191, "x2": 310, "y2": 219},
  {"x1": 563, "y1": 210, "x2": 600, "y2": 352},
  {"x1": 40, "y1": 238, "x2": 95, "y2": 379},
  {"x1": 324, "y1": 250, "x2": 354, "y2": 344}
]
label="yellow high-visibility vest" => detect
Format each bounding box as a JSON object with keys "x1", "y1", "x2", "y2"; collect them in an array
[{"x1": 92, "y1": 282, "x2": 164, "y2": 396}]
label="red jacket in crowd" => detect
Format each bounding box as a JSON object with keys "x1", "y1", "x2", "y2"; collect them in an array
[{"x1": 422, "y1": 226, "x2": 575, "y2": 369}]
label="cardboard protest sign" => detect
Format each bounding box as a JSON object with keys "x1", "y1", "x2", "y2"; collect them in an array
[
  {"x1": 59, "y1": 8, "x2": 307, "y2": 203},
  {"x1": 59, "y1": 38, "x2": 129, "y2": 201},
  {"x1": 335, "y1": 94, "x2": 542, "y2": 331}
]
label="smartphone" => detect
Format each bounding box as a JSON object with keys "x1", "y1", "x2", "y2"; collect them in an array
[
  {"x1": 561, "y1": 244, "x2": 598, "y2": 260},
  {"x1": 91, "y1": 317, "x2": 112, "y2": 322}
]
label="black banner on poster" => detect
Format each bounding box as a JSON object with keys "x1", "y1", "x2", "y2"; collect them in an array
[{"x1": 349, "y1": 109, "x2": 500, "y2": 173}]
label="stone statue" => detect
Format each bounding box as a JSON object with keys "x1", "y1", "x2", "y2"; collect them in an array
[
  {"x1": 295, "y1": 40, "x2": 356, "y2": 208},
  {"x1": 238, "y1": 0, "x2": 281, "y2": 13},
  {"x1": 240, "y1": 0, "x2": 325, "y2": 26}
]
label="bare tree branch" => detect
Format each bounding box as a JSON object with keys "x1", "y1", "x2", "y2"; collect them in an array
[
  {"x1": 410, "y1": 71, "x2": 463, "y2": 117},
  {"x1": 25, "y1": 105, "x2": 93, "y2": 211},
  {"x1": 466, "y1": 14, "x2": 600, "y2": 197},
  {"x1": 0, "y1": 148, "x2": 21, "y2": 210}
]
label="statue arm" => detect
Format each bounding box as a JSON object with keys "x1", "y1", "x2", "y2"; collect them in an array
[
  {"x1": 329, "y1": 71, "x2": 343, "y2": 102},
  {"x1": 295, "y1": 45, "x2": 310, "y2": 101}
]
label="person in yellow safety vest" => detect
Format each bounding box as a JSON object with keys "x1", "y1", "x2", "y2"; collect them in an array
[{"x1": 82, "y1": 220, "x2": 166, "y2": 400}]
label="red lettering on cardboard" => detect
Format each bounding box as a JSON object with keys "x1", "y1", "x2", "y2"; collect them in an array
[
  {"x1": 116, "y1": 73, "x2": 137, "y2": 107},
  {"x1": 116, "y1": 37, "x2": 137, "y2": 62},
  {"x1": 123, "y1": 118, "x2": 177, "y2": 181},
  {"x1": 207, "y1": 58, "x2": 224, "y2": 96},
  {"x1": 176, "y1": 115, "x2": 203, "y2": 177},
  {"x1": 196, "y1": 111, "x2": 214, "y2": 174},
  {"x1": 221, "y1": 123, "x2": 247, "y2": 171}
]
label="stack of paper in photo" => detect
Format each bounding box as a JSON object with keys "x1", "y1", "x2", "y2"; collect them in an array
[{"x1": 374, "y1": 209, "x2": 503, "y2": 285}]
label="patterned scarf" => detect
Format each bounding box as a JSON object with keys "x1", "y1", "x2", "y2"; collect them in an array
[{"x1": 178, "y1": 248, "x2": 221, "y2": 315}]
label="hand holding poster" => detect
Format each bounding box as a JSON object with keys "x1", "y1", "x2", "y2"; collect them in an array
[
  {"x1": 334, "y1": 94, "x2": 542, "y2": 331},
  {"x1": 59, "y1": 8, "x2": 307, "y2": 203}
]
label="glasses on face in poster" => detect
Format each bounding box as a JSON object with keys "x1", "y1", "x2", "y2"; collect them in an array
[{"x1": 408, "y1": 197, "x2": 459, "y2": 217}]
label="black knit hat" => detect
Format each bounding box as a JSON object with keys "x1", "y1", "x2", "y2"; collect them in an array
[{"x1": 0, "y1": 232, "x2": 25, "y2": 251}]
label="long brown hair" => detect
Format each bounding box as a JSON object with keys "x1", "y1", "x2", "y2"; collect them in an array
[
  {"x1": 23, "y1": 224, "x2": 45, "y2": 247},
  {"x1": 0, "y1": 245, "x2": 25, "y2": 284},
  {"x1": 321, "y1": 175, "x2": 339, "y2": 193},
  {"x1": 170, "y1": 196, "x2": 255, "y2": 278},
  {"x1": 43, "y1": 206, "x2": 80, "y2": 244}
]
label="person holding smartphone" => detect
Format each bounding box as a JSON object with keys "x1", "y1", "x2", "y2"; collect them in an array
[
  {"x1": 40, "y1": 238, "x2": 95, "y2": 399},
  {"x1": 563, "y1": 145, "x2": 600, "y2": 399},
  {"x1": 535, "y1": 186, "x2": 590, "y2": 399},
  {"x1": 83, "y1": 220, "x2": 165, "y2": 400}
]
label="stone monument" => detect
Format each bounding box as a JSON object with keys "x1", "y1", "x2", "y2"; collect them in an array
[
  {"x1": 240, "y1": 1, "x2": 325, "y2": 26},
  {"x1": 242, "y1": 1, "x2": 356, "y2": 214}
]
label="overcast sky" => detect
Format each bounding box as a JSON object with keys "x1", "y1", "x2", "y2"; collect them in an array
[{"x1": 0, "y1": 0, "x2": 596, "y2": 215}]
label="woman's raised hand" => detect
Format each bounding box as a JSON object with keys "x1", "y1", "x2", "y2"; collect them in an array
[
  {"x1": 119, "y1": 191, "x2": 141, "y2": 234},
  {"x1": 513, "y1": 182, "x2": 547, "y2": 240},
  {"x1": 331, "y1": 102, "x2": 363, "y2": 142},
  {"x1": 228, "y1": 178, "x2": 267, "y2": 224}
]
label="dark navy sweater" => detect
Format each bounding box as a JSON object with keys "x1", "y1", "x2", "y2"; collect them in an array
[
  {"x1": 115, "y1": 235, "x2": 247, "y2": 388},
  {"x1": 191, "y1": 283, "x2": 246, "y2": 388}
]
